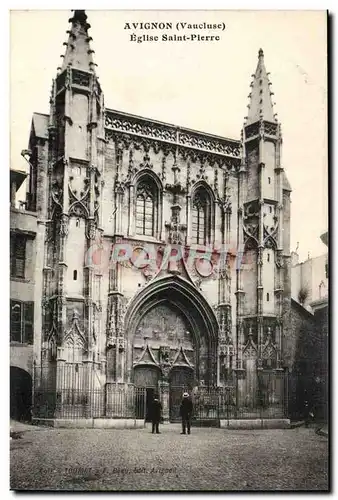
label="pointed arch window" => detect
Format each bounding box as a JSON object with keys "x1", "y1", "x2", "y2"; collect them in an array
[
  {"x1": 191, "y1": 188, "x2": 211, "y2": 245},
  {"x1": 135, "y1": 178, "x2": 158, "y2": 237}
]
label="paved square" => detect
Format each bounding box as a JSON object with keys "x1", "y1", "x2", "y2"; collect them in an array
[{"x1": 10, "y1": 424, "x2": 329, "y2": 491}]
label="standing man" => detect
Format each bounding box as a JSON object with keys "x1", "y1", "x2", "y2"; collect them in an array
[
  {"x1": 180, "y1": 392, "x2": 193, "y2": 435},
  {"x1": 304, "y1": 399, "x2": 315, "y2": 428},
  {"x1": 150, "y1": 395, "x2": 162, "y2": 434}
]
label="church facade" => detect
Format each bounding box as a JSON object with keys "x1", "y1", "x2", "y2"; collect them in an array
[{"x1": 19, "y1": 11, "x2": 292, "y2": 423}]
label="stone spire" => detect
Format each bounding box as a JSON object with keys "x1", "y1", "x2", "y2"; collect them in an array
[
  {"x1": 60, "y1": 10, "x2": 97, "y2": 73},
  {"x1": 245, "y1": 49, "x2": 277, "y2": 125}
]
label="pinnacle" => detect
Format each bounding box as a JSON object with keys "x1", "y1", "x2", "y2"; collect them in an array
[
  {"x1": 245, "y1": 48, "x2": 277, "y2": 126},
  {"x1": 69, "y1": 10, "x2": 88, "y2": 26},
  {"x1": 60, "y1": 10, "x2": 96, "y2": 73}
]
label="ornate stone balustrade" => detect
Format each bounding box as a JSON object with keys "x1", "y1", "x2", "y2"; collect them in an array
[{"x1": 105, "y1": 110, "x2": 241, "y2": 162}]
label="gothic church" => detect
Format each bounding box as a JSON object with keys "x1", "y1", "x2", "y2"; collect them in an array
[{"x1": 19, "y1": 10, "x2": 292, "y2": 423}]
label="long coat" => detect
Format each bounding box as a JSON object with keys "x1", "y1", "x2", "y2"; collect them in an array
[
  {"x1": 149, "y1": 399, "x2": 162, "y2": 422},
  {"x1": 180, "y1": 398, "x2": 193, "y2": 418}
]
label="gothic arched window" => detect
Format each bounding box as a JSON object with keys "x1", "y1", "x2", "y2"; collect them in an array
[
  {"x1": 191, "y1": 188, "x2": 211, "y2": 245},
  {"x1": 135, "y1": 178, "x2": 158, "y2": 237}
]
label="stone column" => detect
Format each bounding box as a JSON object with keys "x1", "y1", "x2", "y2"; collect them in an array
[
  {"x1": 117, "y1": 338, "x2": 126, "y2": 383},
  {"x1": 55, "y1": 348, "x2": 66, "y2": 419},
  {"x1": 159, "y1": 379, "x2": 170, "y2": 423},
  {"x1": 236, "y1": 134, "x2": 246, "y2": 376},
  {"x1": 128, "y1": 184, "x2": 134, "y2": 236},
  {"x1": 83, "y1": 358, "x2": 93, "y2": 418},
  {"x1": 186, "y1": 195, "x2": 191, "y2": 245}
]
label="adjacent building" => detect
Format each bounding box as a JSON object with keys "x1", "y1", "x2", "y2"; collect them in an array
[
  {"x1": 288, "y1": 232, "x2": 329, "y2": 421},
  {"x1": 291, "y1": 243, "x2": 328, "y2": 311},
  {"x1": 10, "y1": 169, "x2": 37, "y2": 420}
]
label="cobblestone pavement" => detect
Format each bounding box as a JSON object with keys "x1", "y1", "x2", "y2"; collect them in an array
[{"x1": 10, "y1": 424, "x2": 329, "y2": 491}]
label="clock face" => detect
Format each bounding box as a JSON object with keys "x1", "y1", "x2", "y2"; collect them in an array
[{"x1": 195, "y1": 257, "x2": 213, "y2": 277}]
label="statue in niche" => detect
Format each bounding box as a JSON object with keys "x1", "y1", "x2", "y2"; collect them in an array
[
  {"x1": 200, "y1": 359, "x2": 206, "y2": 379},
  {"x1": 175, "y1": 328, "x2": 182, "y2": 342},
  {"x1": 153, "y1": 329, "x2": 161, "y2": 340},
  {"x1": 220, "y1": 355, "x2": 227, "y2": 381},
  {"x1": 161, "y1": 364, "x2": 171, "y2": 379},
  {"x1": 159, "y1": 346, "x2": 171, "y2": 364},
  {"x1": 168, "y1": 328, "x2": 176, "y2": 341}
]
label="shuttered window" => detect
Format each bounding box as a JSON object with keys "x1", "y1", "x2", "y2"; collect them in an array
[{"x1": 10, "y1": 233, "x2": 26, "y2": 278}]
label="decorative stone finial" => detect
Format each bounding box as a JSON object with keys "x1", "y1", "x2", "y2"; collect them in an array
[{"x1": 69, "y1": 10, "x2": 88, "y2": 25}]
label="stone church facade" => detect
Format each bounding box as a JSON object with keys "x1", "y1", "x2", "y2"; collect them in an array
[{"x1": 21, "y1": 11, "x2": 292, "y2": 423}]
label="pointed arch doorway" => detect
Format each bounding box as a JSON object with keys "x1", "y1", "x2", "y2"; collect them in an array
[
  {"x1": 125, "y1": 276, "x2": 219, "y2": 421},
  {"x1": 132, "y1": 300, "x2": 196, "y2": 422}
]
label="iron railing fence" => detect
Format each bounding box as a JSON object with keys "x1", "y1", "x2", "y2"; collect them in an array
[
  {"x1": 32, "y1": 364, "x2": 287, "y2": 421},
  {"x1": 33, "y1": 386, "x2": 147, "y2": 420},
  {"x1": 33, "y1": 363, "x2": 147, "y2": 420}
]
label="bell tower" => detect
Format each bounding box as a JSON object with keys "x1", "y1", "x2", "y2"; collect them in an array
[
  {"x1": 236, "y1": 49, "x2": 291, "y2": 388},
  {"x1": 43, "y1": 10, "x2": 105, "y2": 376}
]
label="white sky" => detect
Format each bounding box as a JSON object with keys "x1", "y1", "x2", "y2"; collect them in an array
[{"x1": 10, "y1": 9, "x2": 328, "y2": 261}]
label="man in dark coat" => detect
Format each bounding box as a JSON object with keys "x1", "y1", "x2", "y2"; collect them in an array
[
  {"x1": 150, "y1": 396, "x2": 162, "y2": 434},
  {"x1": 180, "y1": 392, "x2": 193, "y2": 435},
  {"x1": 304, "y1": 399, "x2": 315, "y2": 428}
]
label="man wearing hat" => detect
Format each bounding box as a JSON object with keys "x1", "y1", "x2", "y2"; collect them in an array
[
  {"x1": 149, "y1": 395, "x2": 162, "y2": 434},
  {"x1": 179, "y1": 392, "x2": 193, "y2": 435}
]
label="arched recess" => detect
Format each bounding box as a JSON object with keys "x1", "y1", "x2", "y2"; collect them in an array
[
  {"x1": 133, "y1": 365, "x2": 161, "y2": 388},
  {"x1": 132, "y1": 169, "x2": 163, "y2": 240},
  {"x1": 124, "y1": 275, "x2": 219, "y2": 386},
  {"x1": 10, "y1": 366, "x2": 32, "y2": 421},
  {"x1": 190, "y1": 181, "x2": 216, "y2": 245}
]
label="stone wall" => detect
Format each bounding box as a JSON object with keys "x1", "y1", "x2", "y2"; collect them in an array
[
  {"x1": 312, "y1": 304, "x2": 329, "y2": 421},
  {"x1": 291, "y1": 254, "x2": 328, "y2": 308},
  {"x1": 10, "y1": 345, "x2": 34, "y2": 375}
]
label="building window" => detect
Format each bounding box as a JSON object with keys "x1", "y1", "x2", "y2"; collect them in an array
[
  {"x1": 10, "y1": 233, "x2": 26, "y2": 278},
  {"x1": 10, "y1": 300, "x2": 34, "y2": 344},
  {"x1": 267, "y1": 253, "x2": 270, "y2": 262},
  {"x1": 192, "y1": 188, "x2": 211, "y2": 245},
  {"x1": 268, "y1": 177, "x2": 271, "y2": 184},
  {"x1": 73, "y1": 270, "x2": 78, "y2": 280},
  {"x1": 266, "y1": 293, "x2": 270, "y2": 302},
  {"x1": 135, "y1": 179, "x2": 157, "y2": 237}
]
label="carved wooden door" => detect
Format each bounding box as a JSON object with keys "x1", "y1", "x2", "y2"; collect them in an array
[{"x1": 169, "y1": 367, "x2": 194, "y2": 422}]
